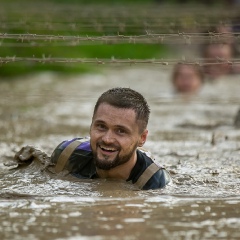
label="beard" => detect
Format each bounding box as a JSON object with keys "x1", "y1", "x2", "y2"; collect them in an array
[{"x1": 91, "y1": 141, "x2": 138, "y2": 170}]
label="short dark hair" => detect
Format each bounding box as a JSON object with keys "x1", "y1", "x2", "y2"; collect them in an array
[{"x1": 93, "y1": 87, "x2": 150, "y2": 132}]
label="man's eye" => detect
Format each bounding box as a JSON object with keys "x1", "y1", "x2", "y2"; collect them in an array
[
  {"x1": 116, "y1": 128, "x2": 126, "y2": 134},
  {"x1": 97, "y1": 124, "x2": 106, "y2": 130}
]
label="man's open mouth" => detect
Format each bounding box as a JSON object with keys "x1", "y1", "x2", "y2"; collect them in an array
[{"x1": 99, "y1": 145, "x2": 118, "y2": 153}]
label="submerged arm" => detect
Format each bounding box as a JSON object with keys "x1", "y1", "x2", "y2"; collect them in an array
[{"x1": 5, "y1": 146, "x2": 52, "y2": 169}]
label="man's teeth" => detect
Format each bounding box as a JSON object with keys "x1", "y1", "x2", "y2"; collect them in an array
[{"x1": 100, "y1": 145, "x2": 116, "y2": 151}]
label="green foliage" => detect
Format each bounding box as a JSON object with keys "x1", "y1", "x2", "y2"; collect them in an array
[
  {"x1": 0, "y1": 44, "x2": 169, "y2": 77},
  {"x1": 0, "y1": 0, "x2": 173, "y2": 77}
]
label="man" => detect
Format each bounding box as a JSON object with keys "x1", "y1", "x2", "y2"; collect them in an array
[
  {"x1": 13, "y1": 87, "x2": 171, "y2": 190},
  {"x1": 203, "y1": 43, "x2": 233, "y2": 80},
  {"x1": 172, "y1": 63, "x2": 204, "y2": 94}
]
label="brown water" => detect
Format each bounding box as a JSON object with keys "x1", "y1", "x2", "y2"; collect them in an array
[{"x1": 0, "y1": 67, "x2": 240, "y2": 240}]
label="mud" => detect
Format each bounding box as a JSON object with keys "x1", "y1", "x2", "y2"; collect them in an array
[{"x1": 0, "y1": 67, "x2": 240, "y2": 239}]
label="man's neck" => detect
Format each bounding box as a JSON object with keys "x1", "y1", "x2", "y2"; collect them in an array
[{"x1": 96, "y1": 152, "x2": 137, "y2": 180}]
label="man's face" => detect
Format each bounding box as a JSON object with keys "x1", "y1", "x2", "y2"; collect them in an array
[
  {"x1": 205, "y1": 44, "x2": 232, "y2": 79},
  {"x1": 90, "y1": 103, "x2": 147, "y2": 170},
  {"x1": 174, "y1": 65, "x2": 202, "y2": 93}
]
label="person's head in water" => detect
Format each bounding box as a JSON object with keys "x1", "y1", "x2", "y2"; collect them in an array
[
  {"x1": 203, "y1": 43, "x2": 233, "y2": 79},
  {"x1": 90, "y1": 87, "x2": 150, "y2": 172},
  {"x1": 172, "y1": 63, "x2": 204, "y2": 94}
]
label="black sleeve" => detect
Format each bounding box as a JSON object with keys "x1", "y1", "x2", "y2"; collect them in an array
[
  {"x1": 49, "y1": 139, "x2": 93, "y2": 175},
  {"x1": 142, "y1": 168, "x2": 172, "y2": 190}
]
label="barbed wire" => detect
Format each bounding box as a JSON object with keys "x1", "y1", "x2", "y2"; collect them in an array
[
  {"x1": 0, "y1": 32, "x2": 236, "y2": 46},
  {"x1": 1, "y1": 4, "x2": 238, "y2": 34},
  {"x1": 0, "y1": 19, "x2": 234, "y2": 29},
  {"x1": 1, "y1": 3, "x2": 238, "y2": 18},
  {"x1": 1, "y1": 3, "x2": 239, "y2": 69},
  {"x1": 1, "y1": 56, "x2": 239, "y2": 65},
  {"x1": 0, "y1": 22, "x2": 236, "y2": 34}
]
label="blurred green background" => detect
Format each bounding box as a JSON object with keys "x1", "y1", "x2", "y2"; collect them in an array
[{"x1": 0, "y1": 0, "x2": 234, "y2": 77}]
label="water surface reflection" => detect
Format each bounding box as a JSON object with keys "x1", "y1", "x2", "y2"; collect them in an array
[{"x1": 0, "y1": 67, "x2": 240, "y2": 239}]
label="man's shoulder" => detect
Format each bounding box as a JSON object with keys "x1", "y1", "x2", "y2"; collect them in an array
[
  {"x1": 58, "y1": 137, "x2": 91, "y2": 152},
  {"x1": 137, "y1": 147, "x2": 163, "y2": 167},
  {"x1": 135, "y1": 148, "x2": 171, "y2": 190},
  {"x1": 50, "y1": 137, "x2": 93, "y2": 173}
]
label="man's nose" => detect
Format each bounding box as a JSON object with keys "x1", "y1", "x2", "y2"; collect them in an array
[{"x1": 102, "y1": 130, "x2": 115, "y2": 144}]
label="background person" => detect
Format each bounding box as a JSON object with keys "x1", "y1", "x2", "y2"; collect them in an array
[
  {"x1": 172, "y1": 63, "x2": 204, "y2": 94},
  {"x1": 202, "y1": 42, "x2": 233, "y2": 80}
]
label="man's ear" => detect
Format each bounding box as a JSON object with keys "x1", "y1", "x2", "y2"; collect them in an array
[{"x1": 138, "y1": 129, "x2": 148, "y2": 147}]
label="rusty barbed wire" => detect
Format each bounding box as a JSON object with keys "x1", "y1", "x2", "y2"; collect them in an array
[
  {"x1": 0, "y1": 32, "x2": 237, "y2": 46},
  {"x1": 1, "y1": 3, "x2": 239, "y2": 69},
  {"x1": 1, "y1": 3, "x2": 238, "y2": 35},
  {"x1": 0, "y1": 20, "x2": 233, "y2": 30},
  {"x1": 0, "y1": 21, "x2": 237, "y2": 35},
  {"x1": 1, "y1": 3, "x2": 238, "y2": 20},
  {"x1": 0, "y1": 56, "x2": 239, "y2": 66}
]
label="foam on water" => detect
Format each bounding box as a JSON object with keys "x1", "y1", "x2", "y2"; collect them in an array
[{"x1": 0, "y1": 68, "x2": 240, "y2": 239}]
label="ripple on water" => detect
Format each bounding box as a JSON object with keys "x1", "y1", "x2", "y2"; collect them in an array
[{"x1": 0, "y1": 70, "x2": 240, "y2": 239}]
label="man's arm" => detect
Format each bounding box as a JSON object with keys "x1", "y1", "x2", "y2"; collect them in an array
[{"x1": 5, "y1": 146, "x2": 51, "y2": 169}]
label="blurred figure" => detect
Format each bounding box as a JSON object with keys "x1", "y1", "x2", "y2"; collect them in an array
[
  {"x1": 203, "y1": 43, "x2": 233, "y2": 80},
  {"x1": 214, "y1": 24, "x2": 234, "y2": 44},
  {"x1": 202, "y1": 21, "x2": 240, "y2": 79},
  {"x1": 172, "y1": 63, "x2": 204, "y2": 94},
  {"x1": 234, "y1": 108, "x2": 240, "y2": 128}
]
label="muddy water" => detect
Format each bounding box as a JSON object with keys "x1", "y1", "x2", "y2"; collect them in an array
[{"x1": 0, "y1": 67, "x2": 240, "y2": 240}]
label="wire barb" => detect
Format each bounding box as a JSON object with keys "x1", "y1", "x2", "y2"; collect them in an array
[{"x1": 0, "y1": 56, "x2": 239, "y2": 66}]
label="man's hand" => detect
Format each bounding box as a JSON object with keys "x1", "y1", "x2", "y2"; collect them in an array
[
  {"x1": 14, "y1": 145, "x2": 36, "y2": 163},
  {"x1": 4, "y1": 146, "x2": 50, "y2": 168},
  {"x1": 15, "y1": 145, "x2": 50, "y2": 164}
]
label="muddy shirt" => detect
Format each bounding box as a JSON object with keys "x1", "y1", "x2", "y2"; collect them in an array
[{"x1": 50, "y1": 138, "x2": 171, "y2": 190}]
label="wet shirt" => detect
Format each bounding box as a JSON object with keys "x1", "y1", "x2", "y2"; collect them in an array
[{"x1": 50, "y1": 138, "x2": 171, "y2": 190}]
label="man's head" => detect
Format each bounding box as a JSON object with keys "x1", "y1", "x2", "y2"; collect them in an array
[
  {"x1": 93, "y1": 87, "x2": 150, "y2": 133},
  {"x1": 90, "y1": 87, "x2": 150, "y2": 171},
  {"x1": 203, "y1": 43, "x2": 233, "y2": 79},
  {"x1": 172, "y1": 63, "x2": 204, "y2": 94}
]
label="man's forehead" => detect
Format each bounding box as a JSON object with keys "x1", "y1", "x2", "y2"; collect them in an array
[
  {"x1": 93, "y1": 103, "x2": 138, "y2": 123},
  {"x1": 95, "y1": 103, "x2": 136, "y2": 115}
]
